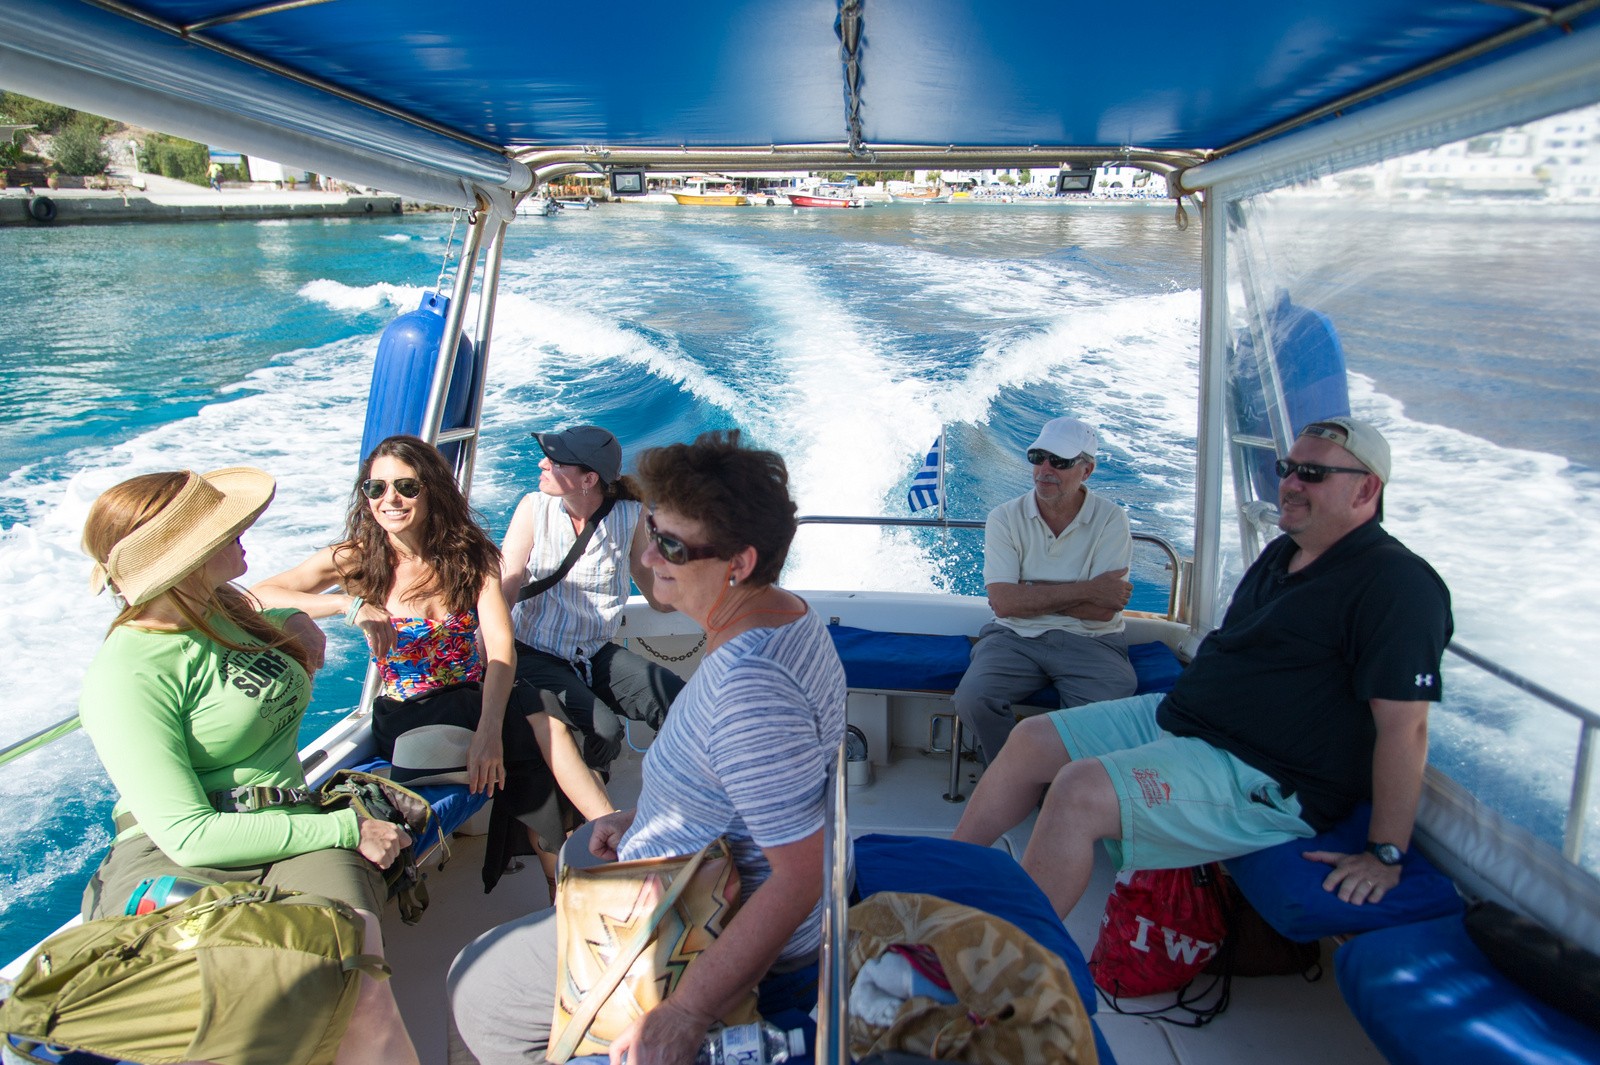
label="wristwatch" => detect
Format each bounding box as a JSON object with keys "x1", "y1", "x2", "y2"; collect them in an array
[{"x1": 1366, "y1": 841, "x2": 1404, "y2": 866}]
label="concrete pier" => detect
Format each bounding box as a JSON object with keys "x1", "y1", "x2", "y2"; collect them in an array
[{"x1": 0, "y1": 185, "x2": 403, "y2": 227}]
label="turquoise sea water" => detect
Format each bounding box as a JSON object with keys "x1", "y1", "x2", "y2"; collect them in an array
[{"x1": 1, "y1": 201, "x2": 1597, "y2": 959}]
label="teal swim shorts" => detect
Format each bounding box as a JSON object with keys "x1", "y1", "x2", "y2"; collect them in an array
[{"x1": 1048, "y1": 693, "x2": 1316, "y2": 871}]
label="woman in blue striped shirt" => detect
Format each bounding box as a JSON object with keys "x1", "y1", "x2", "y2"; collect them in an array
[{"x1": 450, "y1": 430, "x2": 847, "y2": 1065}]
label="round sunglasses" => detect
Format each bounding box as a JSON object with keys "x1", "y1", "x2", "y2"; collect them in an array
[
  {"x1": 359, "y1": 477, "x2": 424, "y2": 500},
  {"x1": 646, "y1": 513, "x2": 720, "y2": 565},
  {"x1": 1026, "y1": 448, "x2": 1082, "y2": 470},
  {"x1": 1274, "y1": 459, "x2": 1370, "y2": 484}
]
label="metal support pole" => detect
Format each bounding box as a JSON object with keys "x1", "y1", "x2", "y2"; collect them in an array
[
  {"x1": 815, "y1": 741, "x2": 851, "y2": 1065},
  {"x1": 1190, "y1": 190, "x2": 1230, "y2": 634},
  {"x1": 1567, "y1": 721, "x2": 1596, "y2": 863},
  {"x1": 421, "y1": 201, "x2": 488, "y2": 445},
  {"x1": 457, "y1": 218, "x2": 508, "y2": 497}
]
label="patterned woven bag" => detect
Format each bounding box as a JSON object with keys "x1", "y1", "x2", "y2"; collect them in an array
[
  {"x1": 547, "y1": 838, "x2": 759, "y2": 1062},
  {"x1": 846, "y1": 891, "x2": 1098, "y2": 1065}
]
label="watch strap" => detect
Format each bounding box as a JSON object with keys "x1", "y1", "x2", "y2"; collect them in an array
[{"x1": 1366, "y1": 840, "x2": 1404, "y2": 865}]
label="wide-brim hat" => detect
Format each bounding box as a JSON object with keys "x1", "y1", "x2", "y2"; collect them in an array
[
  {"x1": 533, "y1": 425, "x2": 622, "y2": 485},
  {"x1": 390, "y1": 723, "x2": 474, "y2": 787},
  {"x1": 89, "y1": 467, "x2": 275, "y2": 607}
]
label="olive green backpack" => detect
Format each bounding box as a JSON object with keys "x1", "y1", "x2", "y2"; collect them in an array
[{"x1": 0, "y1": 882, "x2": 388, "y2": 1065}]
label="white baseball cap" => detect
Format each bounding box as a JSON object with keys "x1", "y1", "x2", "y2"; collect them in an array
[{"x1": 1028, "y1": 417, "x2": 1098, "y2": 461}]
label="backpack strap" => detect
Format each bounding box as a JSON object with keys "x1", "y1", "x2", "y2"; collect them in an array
[
  {"x1": 516, "y1": 495, "x2": 617, "y2": 603},
  {"x1": 209, "y1": 785, "x2": 326, "y2": 813}
]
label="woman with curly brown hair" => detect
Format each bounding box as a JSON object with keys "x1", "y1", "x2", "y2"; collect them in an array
[
  {"x1": 254, "y1": 435, "x2": 612, "y2": 877},
  {"x1": 449, "y1": 430, "x2": 847, "y2": 1065}
]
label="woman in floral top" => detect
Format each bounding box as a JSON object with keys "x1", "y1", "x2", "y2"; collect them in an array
[{"x1": 255, "y1": 435, "x2": 612, "y2": 838}]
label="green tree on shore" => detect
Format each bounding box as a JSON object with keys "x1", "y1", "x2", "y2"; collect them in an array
[
  {"x1": 52, "y1": 117, "x2": 112, "y2": 175},
  {"x1": 138, "y1": 132, "x2": 210, "y2": 185},
  {"x1": 0, "y1": 92, "x2": 77, "y2": 134},
  {"x1": 1, "y1": 92, "x2": 112, "y2": 176}
]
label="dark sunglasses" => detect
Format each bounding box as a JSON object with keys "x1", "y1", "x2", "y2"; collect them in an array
[
  {"x1": 1026, "y1": 449, "x2": 1082, "y2": 470},
  {"x1": 1274, "y1": 459, "x2": 1370, "y2": 484},
  {"x1": 646, "y1": 513, "x2": 720, "y2": 565},
  {"x1": 359, "y1": 477, "x2": 424, "y2": 500}
]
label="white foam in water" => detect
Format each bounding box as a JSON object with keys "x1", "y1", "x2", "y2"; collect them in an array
[
  {"x1": 682, "y1": 239, "x2": 950, "y2": 592},
  {"x1": 1346, "y1": 374, "x2": 1600, "y2": 837},
  {"x1": 477, "y1": 286, "x2": 745, "y2": 415},
  {"x1": 299, "y1": 278, "x2": 425, "y2": 314}
]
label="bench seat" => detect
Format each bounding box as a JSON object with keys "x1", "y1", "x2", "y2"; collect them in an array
[
  {"x1": 1336, "y1": 913, "x2": 1600, "y2": 1065},
  {"x1": 349, "y1": 757, "x2": 487, "y2": 859},
  {"x1": 1224, "y1": 804, "x2": 1463, "y2": 942},
  {"x1": 826, "y1": 624, "x2": 1183, "y2": 699}
]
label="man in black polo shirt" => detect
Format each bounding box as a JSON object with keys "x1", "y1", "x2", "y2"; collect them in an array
[{"x1": 954, "y1": 416, "x2": 1452, "y2": 918}]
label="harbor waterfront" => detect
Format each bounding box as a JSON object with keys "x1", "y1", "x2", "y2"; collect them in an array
[
  {"x1": 0, "y1": 184, "x2": 402, "y2": 225},
  {"x1": 1, "y1": 201, "x2": 1597, "y2": 958}
]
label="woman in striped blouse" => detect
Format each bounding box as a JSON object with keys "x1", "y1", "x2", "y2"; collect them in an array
[{"x1": 450, "y1": 430, "x2": 848, "y2": 1065}]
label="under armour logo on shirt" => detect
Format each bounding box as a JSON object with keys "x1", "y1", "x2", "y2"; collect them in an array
[{"x1": 1415, "y1": 673, "x2": 1434, "y2": 687}]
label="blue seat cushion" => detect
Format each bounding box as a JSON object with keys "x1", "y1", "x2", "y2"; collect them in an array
[
  {"x1": 826, "y1": 624, "x2": 1182, "y2": 702},
  {"x1": 827, "y1": 626, "x2": 972, "y2": 690},
  {"x1": 1225, "y1": 804, "x2": 1462, "y2": 941},
  {"x1": 1023, "y1": 639, "x2": 1185, "y2": 706},
  {"x1": 1337, "y1": 914, "x2": 1600, "y2": 1065},
  {"x1": 349, "y1": 757, "x2": 487, "y2": 856}
]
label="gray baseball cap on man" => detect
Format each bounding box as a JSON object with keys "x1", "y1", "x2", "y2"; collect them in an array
[{"x1": 534, "y1": 425, "x2": 622, "y2": 484}]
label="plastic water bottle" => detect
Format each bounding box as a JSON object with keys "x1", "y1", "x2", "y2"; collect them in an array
[
  {"x1": 697, "y1": 1020, "x2": 806, "y2": 1065},
  {"x1": 124, "y1": 875, "x2": 212, "y2": 916}
]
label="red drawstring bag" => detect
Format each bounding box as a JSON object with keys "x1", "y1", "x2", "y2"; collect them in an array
[{"x1": 1089, "y1": 864, "x2": 1227, "y2": 1000}]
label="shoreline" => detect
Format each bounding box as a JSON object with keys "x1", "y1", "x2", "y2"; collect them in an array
[{"x1": 0, "y1": 186, "x2": 403, "y2": 226}]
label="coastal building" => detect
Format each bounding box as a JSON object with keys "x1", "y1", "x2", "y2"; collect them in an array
[{"x1": 1325, "y1": 101, "x2": 1600, "y2": 200}]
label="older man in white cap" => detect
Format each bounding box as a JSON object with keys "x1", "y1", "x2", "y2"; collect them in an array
[
  {"x1": 954, "y1": 416, "x2": 1453, "y2": 921},
  {"x1": 953, "y1": 415, "x2": 1137, "y2": 765}
]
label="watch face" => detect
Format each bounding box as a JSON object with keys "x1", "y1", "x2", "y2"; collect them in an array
[{"x1": 1369, "y1": 842, "x2": 1403, "y2": 866}]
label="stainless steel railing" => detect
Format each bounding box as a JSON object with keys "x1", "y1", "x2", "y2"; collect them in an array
[
  {"x1": 1446, "y1": 641, "x2": 1598, "y2": 862},
  {"x1": 814, "y1": 739, "x2": 852, "y2": 1065},
  {"x1": 795, "y1": 515, "x2": 1185, "y2": 621}
]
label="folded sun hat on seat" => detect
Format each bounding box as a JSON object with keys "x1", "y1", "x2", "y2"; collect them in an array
[
  {"x1": 88, "y1": 467, "x2": 275, "y2": 607},
  {"x1": 390, "y1": 723, "x2": 475, "y2": 787}
]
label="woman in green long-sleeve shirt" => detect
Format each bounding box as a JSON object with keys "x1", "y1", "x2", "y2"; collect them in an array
[{"x1": 78, "y1": 466, "x2": 420, "y2": 1065}]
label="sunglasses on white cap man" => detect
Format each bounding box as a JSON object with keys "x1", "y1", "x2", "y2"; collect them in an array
[{"x1": 1026, "y1": 416, "x2": 1098, "y2": 469}]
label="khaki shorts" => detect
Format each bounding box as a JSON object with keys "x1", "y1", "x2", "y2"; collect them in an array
[
  {"x1": 1049, "y1": 693, "x2": 1316, "y2": 871},
  {"x1": 83, "y1": 832, "x2": 386, "y2": 920}
]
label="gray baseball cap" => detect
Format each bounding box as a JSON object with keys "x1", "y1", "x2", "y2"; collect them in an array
[
  {"x1": 533, "y1": 425, "x2": 622, "y2": 484},
  {"x1": 1298, "y1": 416, "x2": 1390, "y2": 484}
]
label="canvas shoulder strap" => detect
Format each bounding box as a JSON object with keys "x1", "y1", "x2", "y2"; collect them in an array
[
  {"x1": 517, "y1": 495, "x2": 618, "y2": 603},
  {"x1": 548, "y1": 841, "x2": 714, "y2": 1062}
]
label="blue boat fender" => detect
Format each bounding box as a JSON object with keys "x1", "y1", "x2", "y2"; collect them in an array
[
  {"x1": 359, "y1": 291, "x2": 482, "y2": 465},
  {"x1": 1232, "y1": 289, "x2": 1350, "y2": 502}
]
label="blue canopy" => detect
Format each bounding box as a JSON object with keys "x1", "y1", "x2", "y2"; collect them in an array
[{"x1": 2, "y1": 0, "x2": 1596, "y2": 205}]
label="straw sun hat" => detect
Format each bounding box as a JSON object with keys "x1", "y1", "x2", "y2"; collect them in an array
[{"x1": 88, "y1": 467, "x2": 276, "y2": 607}]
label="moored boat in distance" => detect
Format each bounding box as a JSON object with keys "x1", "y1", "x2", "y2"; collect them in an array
[
  {"x1": 669, "y1": 180, "x2": 747, "y2": 206},
  {"x1": 886, "y1": 183, "x2": 949, "y2": 204},
  {"x1": 787, "y1": 183, "x2": 864, "y2": 208},
  {"x1": 514, "y1": 194, "x2": 560, "y2": 216}
]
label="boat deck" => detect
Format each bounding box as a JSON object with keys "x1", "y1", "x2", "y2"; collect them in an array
[{"x1": 389, "y1": 731, "x2": 1384, "y2": 1065}]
